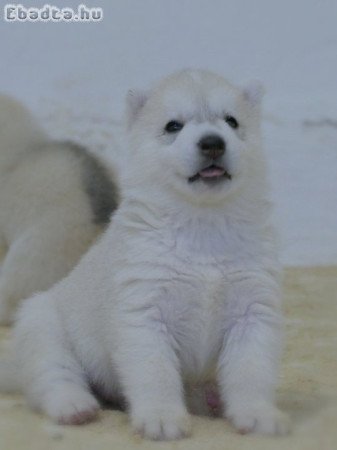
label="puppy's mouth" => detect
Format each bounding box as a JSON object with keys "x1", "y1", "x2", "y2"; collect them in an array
[{"x1": 188, "y1": 164, "x2": 232, "y2": 183}]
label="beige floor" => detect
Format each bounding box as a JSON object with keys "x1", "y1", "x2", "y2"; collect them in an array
[{"x1": 0, "y1": 267, "x2": 336, "y2": 450}]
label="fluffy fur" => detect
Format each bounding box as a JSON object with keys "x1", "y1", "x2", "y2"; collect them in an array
[
  {"x1": 0, "y1": 70, "x2": 289, "y2": 440},
  {"x1": 0, "y1": 95, "x2": 118, "y2": 324}
]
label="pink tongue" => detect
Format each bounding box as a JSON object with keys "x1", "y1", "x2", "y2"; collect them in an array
[{"x1": 199, "y1": 166, "x2": 225, "y2": 178}]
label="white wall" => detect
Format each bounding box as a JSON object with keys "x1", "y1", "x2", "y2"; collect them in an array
[{"x1": 1, "y1": 0, "x2": 337, "y2": 265}]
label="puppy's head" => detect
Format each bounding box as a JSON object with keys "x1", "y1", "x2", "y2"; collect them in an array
[{"x1": 124, "y1": 69, "x2": 264, "y2": 205}]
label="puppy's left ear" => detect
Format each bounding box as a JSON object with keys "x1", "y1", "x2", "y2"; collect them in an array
[
  {"x1": 243, "y1": 81, "x2": 265, "y2": 107},
  {"x1": 126, "y1": 89, "x2": 149, "y2": 127}
]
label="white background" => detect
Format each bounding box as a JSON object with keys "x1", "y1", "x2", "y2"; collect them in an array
[{"x1": 0, "y1": 0, "x2": 336, "y2": 266}]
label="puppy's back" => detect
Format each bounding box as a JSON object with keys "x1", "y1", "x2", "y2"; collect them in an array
[{"x1": 0, "y1": 94, "x2": 47, "y2": 172}]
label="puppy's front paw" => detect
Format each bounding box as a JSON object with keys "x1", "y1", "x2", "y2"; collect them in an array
[
  {"x1": 227, "y1": 403, "x2": 290, "y2": 436},
  {"x1": 131, "y1": 406, "x2": 191, "y2": 440}
]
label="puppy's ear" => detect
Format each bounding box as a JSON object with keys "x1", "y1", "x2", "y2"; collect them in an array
[
  {"x1": 243, "y1": 81, "x2": 265, "y2": 107},
  {"x1": 126, "y1": 89, "x2": 149, "y2": 127}
]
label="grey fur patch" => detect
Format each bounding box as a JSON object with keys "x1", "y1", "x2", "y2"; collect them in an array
[{"x1": 61, "y1": 141, "x2": 119, "y2": 225}]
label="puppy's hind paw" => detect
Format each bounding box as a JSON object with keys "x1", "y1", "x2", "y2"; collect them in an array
[
  {"x1": 227, "y1": 403, "x2": 290, "y2": 436},
  {"x1": 44, "y1": 384, "x2": 100, "y2": 425}
]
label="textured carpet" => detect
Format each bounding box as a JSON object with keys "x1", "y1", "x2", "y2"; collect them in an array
[{"x1": 0, "y1": 267, "x2": 336, "y2": 450}]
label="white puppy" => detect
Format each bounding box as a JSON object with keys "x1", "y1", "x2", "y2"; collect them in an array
[
  {"x1": 0, "y1": 95, "x2": 118, "y2": 324},
  {"x1": 0, "y1": 70, "x2": 289, "y2": 440}
]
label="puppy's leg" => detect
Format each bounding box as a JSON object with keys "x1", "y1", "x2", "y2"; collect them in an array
[
  {"x1": 14, "y1": 295, "x2": 99, "y2": 424},
  {"x1": 218, "y1": 272, "x2": 289, "y2": 435},
  {"x1": 114, "y1": 299, "x2": 191, "y2": 440},
  {"x1": 0, "y1": 222, "x2": 97, "y2": 325}
]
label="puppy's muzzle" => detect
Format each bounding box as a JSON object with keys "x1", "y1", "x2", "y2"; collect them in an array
[{"x1": 198, "y1": 134, "x2": 225, "y2": 160}]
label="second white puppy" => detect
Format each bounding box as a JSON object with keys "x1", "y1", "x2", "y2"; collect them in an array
[
  {"x1": 1, "y1": 70, "x2": 289, "y2": 440},
  {"x1": 0, "y1": 95, "x2": 118, "y2": 324}
]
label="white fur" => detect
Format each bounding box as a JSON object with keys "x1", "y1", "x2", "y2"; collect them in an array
[
  {"x1": 0, "y1": 95, "x2": 110, "y2": 324},
  {"x1": 1, "y1": 70, "x2": 289, "y2": 440}
]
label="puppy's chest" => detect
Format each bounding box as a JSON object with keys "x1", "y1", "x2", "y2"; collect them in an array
[{"x1": 158, "y1": 265, "x2": 226, "y2": 378}]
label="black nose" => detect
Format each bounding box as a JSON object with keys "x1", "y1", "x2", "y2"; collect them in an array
[{"x1": 198, "y1": 134, "x2": 225, "y2": 159}]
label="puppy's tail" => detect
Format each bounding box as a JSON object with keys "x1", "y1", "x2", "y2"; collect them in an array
[
  {"x1": 0, "y1": 356, "x2": 19, "y2": 393},
  {"x1": 0, "y1": 94, "x2": 47, "y2": 171}
]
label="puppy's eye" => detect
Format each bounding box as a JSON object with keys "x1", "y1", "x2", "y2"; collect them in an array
[
  {"x1": 225, "y1": 115, "x2": 239, "y2": 129},
  {"x1": 165, "y1": 120, "x2": 184, "y2": 133}
]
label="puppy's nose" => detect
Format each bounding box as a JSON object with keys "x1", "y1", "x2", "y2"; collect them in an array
[{"x1": 198, "y1": 134, "x2": 225, "y2": 159}]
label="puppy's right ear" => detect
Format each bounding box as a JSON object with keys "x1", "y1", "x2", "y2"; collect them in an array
[
  {"x1": 126, "y1": 89, "x2": 149, "y2": 127},
  {"x1": 242, "y1": 81, "x2": 265, "y2": 108}
]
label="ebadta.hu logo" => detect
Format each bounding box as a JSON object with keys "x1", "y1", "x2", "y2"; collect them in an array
[{"x1": 4, "y1": 4, "x2": 103, "y2": 22}]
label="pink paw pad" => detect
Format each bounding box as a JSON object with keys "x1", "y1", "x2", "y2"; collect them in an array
[{"x1": 58, "y1": 407, "x2": 99, "y2": 425}]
